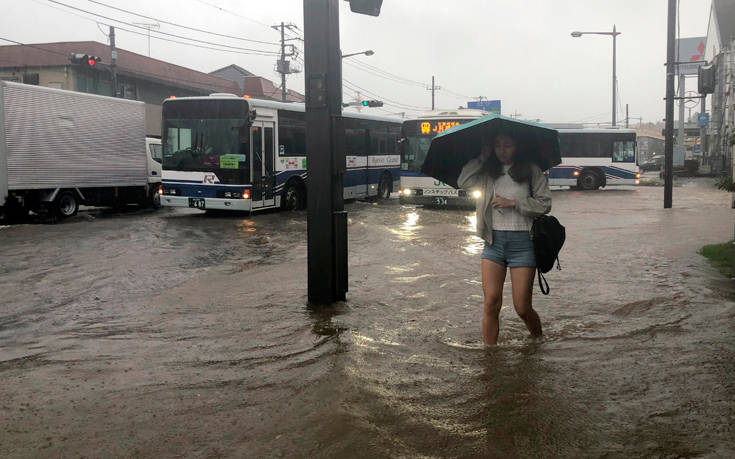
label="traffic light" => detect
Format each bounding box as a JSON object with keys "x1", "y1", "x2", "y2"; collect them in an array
[
  {"x1": 344, "y1": 0, "x2": 383, "y2": 16},
  {"x1": 69, "y1": 53, "x2": 102, "y2": 68},
  {"x1": 361, "y1": 100, "x2": 383, "y2": 107}
]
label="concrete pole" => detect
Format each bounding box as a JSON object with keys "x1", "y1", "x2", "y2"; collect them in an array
[
  {"x1": 677, "y1": 74, "x2": 686, "y2": 147},
  {"x1": 304, "y1": 0, "x2": 347, "y2": 303},
  {"x1": 280, "y1": 22, "x2": 287, "y2": 102},
  {"x1": 664, "y1": 0, "x2": 676, "y2": 208},
  {"x1": 612, "y1": 25, "x2": 617, "y2": 127},
  {"x1": 110, "y1": 26, "x2": 118, "y2": 98}
]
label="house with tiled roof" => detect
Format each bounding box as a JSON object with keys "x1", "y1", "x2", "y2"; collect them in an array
[{"x1": 0, "y1": 41, "x2": 243, "y2": 136}]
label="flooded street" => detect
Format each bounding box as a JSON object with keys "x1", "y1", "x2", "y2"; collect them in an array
[{"x1": 1, "y1": 180, "x2": 734, "y2": 457}]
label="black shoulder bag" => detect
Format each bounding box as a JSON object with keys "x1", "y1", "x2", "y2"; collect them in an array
[{"x1": 528, "y1": 179, "x2": 565, "y2": 295}]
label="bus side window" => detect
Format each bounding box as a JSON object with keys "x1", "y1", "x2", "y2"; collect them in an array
[
  {"x1": 278, "y1": 111, "x2": 306, "y2": 157},
  {"x1": 344, "y1": 118, "x2": 367, "y2": 156}
]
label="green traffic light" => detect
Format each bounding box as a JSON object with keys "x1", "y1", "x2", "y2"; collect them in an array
[{"x1": 362, "y1": 100, "x2": 369, "y2": 106}]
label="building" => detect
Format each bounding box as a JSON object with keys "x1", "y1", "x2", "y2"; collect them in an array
[
  {"x1": 637, "y1": 134, "x2": 665, "y2": 164},
  {"x1": 703, "y1": 0, "x2": 735, "y2": 175},
  {"x1": 0, "y1": 41, "x2": 261, "y2": 136},
  {"x1": 210, "y1": 64, "x2": 304, "y2": 102}
]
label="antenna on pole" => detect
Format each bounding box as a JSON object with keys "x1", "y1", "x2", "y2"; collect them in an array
[{"x1": 132, "y1": 22, "x2": 160, "y2": 56}]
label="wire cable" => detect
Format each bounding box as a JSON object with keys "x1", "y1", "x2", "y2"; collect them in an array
[
  {"x1": 87, "y1": 0, "x2": 280, "y2": 46},
  {"x1": 48, "y1": 0, "x2": 280, "y2": 54}
]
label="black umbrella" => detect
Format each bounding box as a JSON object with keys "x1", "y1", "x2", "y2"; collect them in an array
[{"x1": 420, "y1": 114, "x2": 561, "y2": 189}]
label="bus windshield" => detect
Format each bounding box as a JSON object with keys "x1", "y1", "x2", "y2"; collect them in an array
[
  {"x1": 162, "y1": 99, "x2": 250, "y2": 184},
  {"x1": 163, "y1": 118, "x2": 248, "y2": 171},
  {"x1": 401, "y1": 119, "x2": 469, "y2": 172}
]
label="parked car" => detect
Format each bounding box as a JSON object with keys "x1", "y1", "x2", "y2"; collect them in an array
[{"x1": 640, "y1": 154, "x2": 664, "y2": 172}]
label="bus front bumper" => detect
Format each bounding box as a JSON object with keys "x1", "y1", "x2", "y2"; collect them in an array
[{"x1": 161, "y1": 196, "x2": 253, "y2": 211}]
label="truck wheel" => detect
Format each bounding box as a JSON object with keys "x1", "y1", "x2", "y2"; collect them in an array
[
  {"x1": 55, "y1": 191, "x2": 79, "y2": 219},
  {"x1": 579, "y1": 171, "x2": 600, "y2": 190}
]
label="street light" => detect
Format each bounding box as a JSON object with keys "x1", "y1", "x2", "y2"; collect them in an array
[
  {"x1": 341, "y1": 50, "x2": 374, "y2": 58},
  {"x1": 571, "y1": 25, "x2": 621, "y2": 126}
]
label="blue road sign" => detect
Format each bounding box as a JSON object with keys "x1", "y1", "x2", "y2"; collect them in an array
[
  {"x1": 467, "y1": 100, "x2": 501, "y2": 114},
  {"x1": 697, "y1": 112, "x2": 709, "y2": 127}
]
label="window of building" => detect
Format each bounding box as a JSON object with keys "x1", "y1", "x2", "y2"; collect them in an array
[{"x1": 22, "y1": 73, "x2": 39, "y2": 85}]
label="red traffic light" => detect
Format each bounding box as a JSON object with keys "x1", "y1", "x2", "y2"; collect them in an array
[{"x1": 69, "y1": 53, "x2": 101, "y2": 67}]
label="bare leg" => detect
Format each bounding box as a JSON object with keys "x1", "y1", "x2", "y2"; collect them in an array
[
  {"x1": 509, "y1": 267, "x2": 542, "y2": 338},
  {"x1": 481, "y1": 259, "x2": 507, "y2": 345}
]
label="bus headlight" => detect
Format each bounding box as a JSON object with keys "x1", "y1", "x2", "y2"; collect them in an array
[
  {"x1": 573, "y1": 170, "x2": 580, "y2": 176},
  {"x1": 635, "y1": 172, "x2": 641, "y2": 179},
  {"x1": 403, "y1": 188, "x2": 412, "y2": 196},
  {"x1": 472, "y1": 190, "x2": 482, "y2": 199},
  {"x1": 243, "y1": 191, "x2": 250, "y2": 199}
]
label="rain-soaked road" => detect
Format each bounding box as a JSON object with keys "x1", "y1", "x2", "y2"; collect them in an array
[{"x1": 1, "y1": 179, "x2": 734, "y2": 457}]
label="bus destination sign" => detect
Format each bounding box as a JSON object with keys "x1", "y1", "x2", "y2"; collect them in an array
[{"x1": 420, "y1": 121, "x2": 461, "y2": 135}]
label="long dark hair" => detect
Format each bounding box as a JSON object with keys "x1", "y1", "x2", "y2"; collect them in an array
[{"x1": 482, "y1": 130, "x2": 532, "y2": 183}]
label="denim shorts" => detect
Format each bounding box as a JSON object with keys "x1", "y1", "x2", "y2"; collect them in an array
[{"x1": 481, "y1": 230, "x2": 536, "y2": 268}]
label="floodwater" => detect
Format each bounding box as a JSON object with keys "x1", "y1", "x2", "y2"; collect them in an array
[{"x1": 1, "y1": 179, "x2": 734, "y2": 457}]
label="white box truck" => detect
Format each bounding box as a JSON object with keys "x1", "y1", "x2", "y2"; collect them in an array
[{"x1": 0, "y1": 81, "x2": 160, "y2": 221}]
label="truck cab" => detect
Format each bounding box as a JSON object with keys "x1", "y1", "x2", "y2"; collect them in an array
[{"x1": 146, "y1": 137, "x2": 162, "y2": 183}]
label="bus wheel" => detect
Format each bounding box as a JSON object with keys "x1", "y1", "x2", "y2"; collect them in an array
[
  {"x1": 55, "y1": 191, "x2": 79, "y2": 219},
  {"x1": 377, "y1": 173, "x2": 392, "y2": 200},
  {"x1": 579, "y1": 171, "x2": 599, "y2": 190},
  {"x1": 282, "y1": 181, "x2": 305, "y2": 210}
]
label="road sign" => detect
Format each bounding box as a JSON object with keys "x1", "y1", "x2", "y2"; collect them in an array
[
  {"x1": 467, "y1": 100, "x2": 501, "y2": 114},
  {"x1": 675, "y1": 37, "x2": 706, "y2": 75},
  {"x1": 697, "y1": 112, "x2": 709, "y2": 127}
]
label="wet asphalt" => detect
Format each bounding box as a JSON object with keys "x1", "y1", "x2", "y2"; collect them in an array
[{"x1": 1, "y1": 178, "x2": 734, "y2": 457}]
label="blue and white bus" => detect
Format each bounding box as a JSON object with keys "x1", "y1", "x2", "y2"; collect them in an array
[
  {"x1": 398, "y1": 109, "x2": 488, "y2": 207},
  {"x1": 550, "y1": 129, "x2": 639, "y2": 189},
  {"x1": 160, "y1": 94, "x2": 402, "y2": 211}
]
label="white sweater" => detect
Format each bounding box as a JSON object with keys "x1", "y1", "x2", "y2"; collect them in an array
[{"x1": 487, "y1": 165, "x2": 533, "y2": 231}]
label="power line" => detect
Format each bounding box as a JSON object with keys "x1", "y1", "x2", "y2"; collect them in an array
[
  {"x1": 33, "y1": 1, "x2": 278, "y2": 57},
  {"x1": 48, "y1": 0, "x2": 280, "y2": 55},
  {"x1": 88, "y1": 0, "x2": 280, "y2": 46},
  {"x1": 192, "y1": 0, "x2": 278, "y2": 30}
]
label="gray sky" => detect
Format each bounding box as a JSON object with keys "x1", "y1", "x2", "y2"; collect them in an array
[{"x1": 3, "y1": 0, "x2": 712, "y2": 123}]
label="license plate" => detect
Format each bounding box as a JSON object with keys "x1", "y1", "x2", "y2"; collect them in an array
[
  {"x1": 423, "y1": 188, "x2": 458, "y2": 196},
  {"x1": 189, "y1": 198, "x2": 206, "y2": 209},
  {"x1": 432, "y1": 197, "x2": 448, "y2": 206}
]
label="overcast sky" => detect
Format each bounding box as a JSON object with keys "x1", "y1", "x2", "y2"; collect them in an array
[{"x1": 2, "y1": 0, "x2": 712, "y2": 123}]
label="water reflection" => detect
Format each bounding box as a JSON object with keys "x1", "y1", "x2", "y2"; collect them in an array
[
  {"x1": 463, "y1": 214, "x2": 483, "y2": 255},
  {"x1": 237, "y1": 219, "x2": 257, "y2": 233},
  {"x1": 387, "y1": 211, "x2": 422, "y2": 241}
]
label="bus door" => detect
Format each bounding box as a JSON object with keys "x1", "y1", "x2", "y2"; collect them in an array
[{"x1": 250, "y1": 121, "x2": 276, "y2": 208}]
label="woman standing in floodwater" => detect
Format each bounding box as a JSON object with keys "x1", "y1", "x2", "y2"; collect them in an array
[{"x1": 458, "y1": 131, "x2": 552, "y2": 345}]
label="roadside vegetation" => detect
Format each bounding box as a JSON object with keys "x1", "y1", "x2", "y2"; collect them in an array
[{"x1": 700, "y1": 241, "x2": 734, "y2": 278}]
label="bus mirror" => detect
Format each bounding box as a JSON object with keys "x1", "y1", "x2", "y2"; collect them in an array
[{"x1": 249, "y1": 110, "x2": 257, "y2": 121}]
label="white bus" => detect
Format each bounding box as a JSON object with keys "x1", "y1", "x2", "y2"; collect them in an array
[
  {"x1": 160, "y1": 95, "x2": 402, "y2": 211},
  {"x1": 550, "y1": 129, "x2": 639, "y2": 189},
  {"x1": 398, "y1": 109, "x2": 488, "y2": 207}
]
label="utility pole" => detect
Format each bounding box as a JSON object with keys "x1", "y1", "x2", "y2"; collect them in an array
[
  {"x1": 109, "y1": 26, "x2": 118, "y2": 98},
  {"x1": 427, "y1": 75, "x2": 440, "y2": 110},
  {"x1": 625, "y1": 103, "x2": 629, "y2": 128},
  {"x1": 664, "y1": 0, "x2": 676, "y2": 208},
  {"x1": 304, "y1": 0, "x2": 346, "y2": 303},
  {"x1": 272, "y1": 22, "x2": 300, "y2": 102}
]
